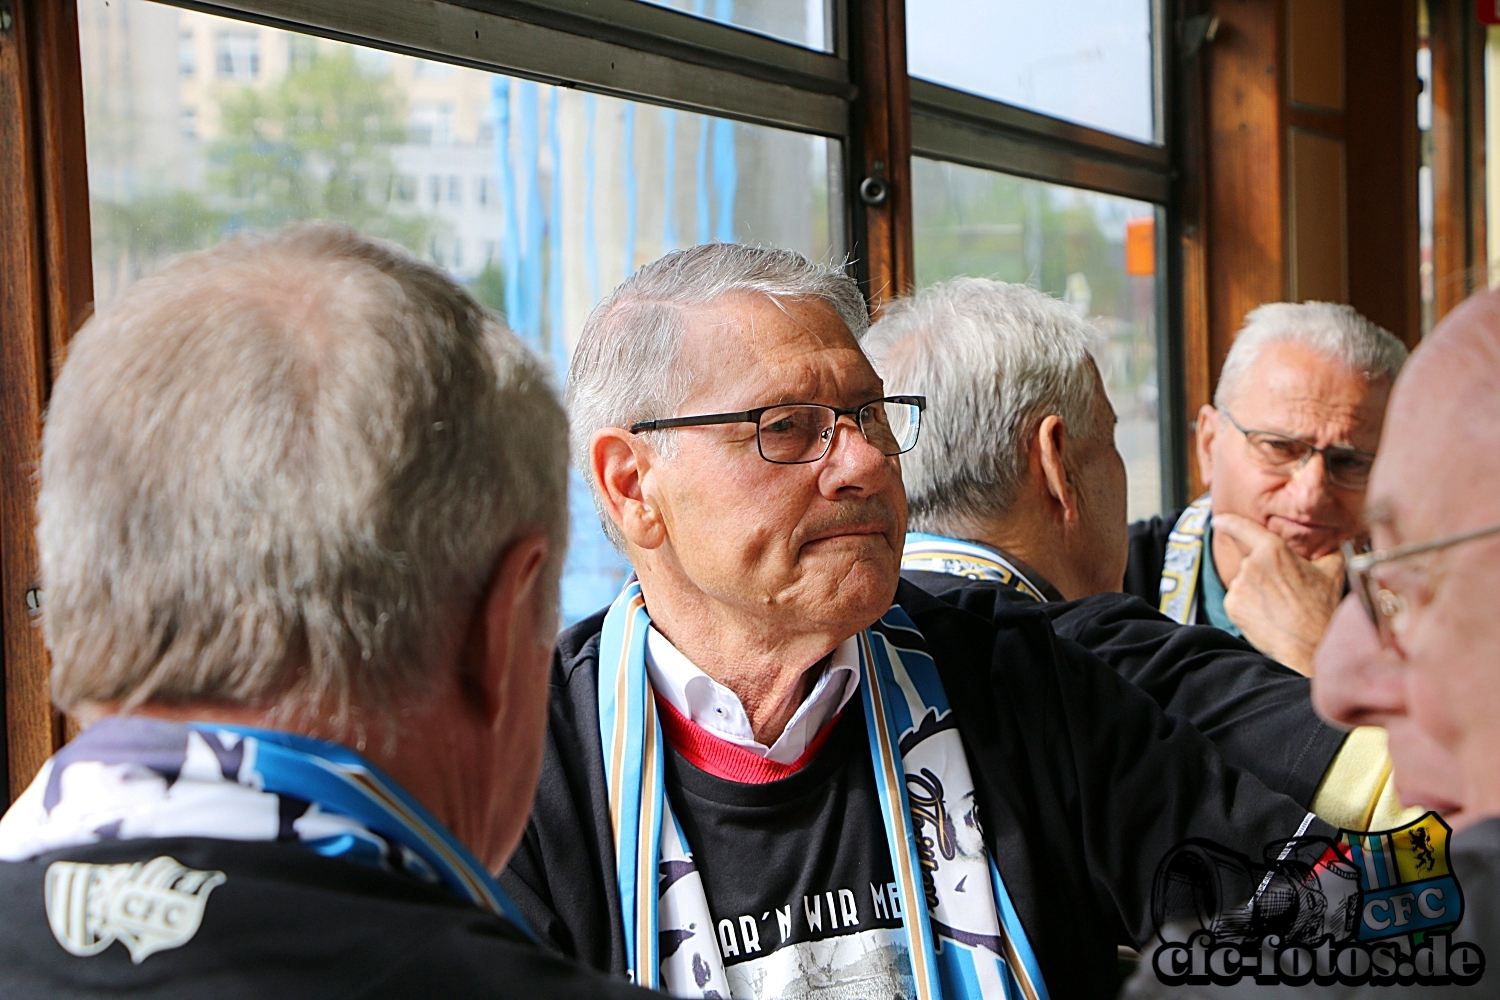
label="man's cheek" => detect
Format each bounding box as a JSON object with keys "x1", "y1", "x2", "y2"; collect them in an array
[{"x1": 1405, "y1": 657, "x2": 1466, "y2": 751}]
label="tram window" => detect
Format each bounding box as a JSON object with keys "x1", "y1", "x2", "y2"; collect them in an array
[
  {"x1": 77, "y1": 0, "x2": 845, "y2": 624},
  {"x1": 634, "y1": 0, "x2": 833, "y2": 52},
  {"x1": 912, "y1": 157, "x2": 1162, "y2": 520},
  {"x1": 906, "y1": 0, "x2": 1156, "y2": 144}
]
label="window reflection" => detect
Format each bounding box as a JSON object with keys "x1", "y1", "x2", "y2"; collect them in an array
[
  {"x1": 906, "y1": 0, "x2": 1155, "y2": 143},
  {"x1": 911, "y1": 157, "x2": 1162, "y2": 520},
  {"x1": 78, "y1": 0, "x2": 843, "y2": 623}
]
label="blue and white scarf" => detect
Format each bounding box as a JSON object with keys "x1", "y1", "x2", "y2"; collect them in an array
[
  {"x1": 1158, "y1": 495, "x2": 1213, "y2": 625},
  {"x1": 901, "y1": 533, "x2": 1048, "y2": 603},
  {"x1": 597, "y1": 580, "x2": 1049, "y2": 1000},
  {"x1": 0, "y1": 715, "x2": 533, "y2": 934}
]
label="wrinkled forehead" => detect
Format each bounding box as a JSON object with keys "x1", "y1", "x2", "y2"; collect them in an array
[
  {"x1": 1223, "y1": 342, "x2": 1391, "y2": 447},
  {"x1": 1232, "y1": 342, "x2": 1387, "y2": 408},
  {"x1": 675, "y1": 291, "x2": 880, "y2": 409}
]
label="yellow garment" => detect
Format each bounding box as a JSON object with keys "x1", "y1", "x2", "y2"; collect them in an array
[{"x1": 1310, "y1": 726, "x2": 1427, "y2": 832}]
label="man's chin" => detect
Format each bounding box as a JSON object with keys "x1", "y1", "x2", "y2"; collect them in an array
[
  {"x1": 797, "y1": 553, "x2": 900, "y2": 618},
  {"x1": 1389, "y1": 753, "x2": 1468, "y2": 829}
]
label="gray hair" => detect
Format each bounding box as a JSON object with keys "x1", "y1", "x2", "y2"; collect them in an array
[
  {"x1": 1215, "y1": 302, "x2": 1408, "y2": 407},
  {"x1": 39, "y1": 223, "x2": 569, "y2": 720},
  {"x1": 568, "y1": 243, "x2": 868, "y2": 546},
  {"x1": 864, "y1": 277, "x2": 1106, "y2": 533}
]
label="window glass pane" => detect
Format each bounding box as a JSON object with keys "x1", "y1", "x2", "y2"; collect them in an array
[
  {"x1": 906, "y1": 0, "x2": 1155, "y2": 143},
  {"x1": 634, "y1": 0, "x2": 831, "y2": 51},
  {"x1": 911, "y1": 157, "x2": 1162, "y2": 520},
  {"x1": 79, "y1": 0, "x2": 844, "y2": 624}
]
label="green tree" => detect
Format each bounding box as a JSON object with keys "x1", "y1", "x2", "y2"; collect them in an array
[
  {"x1": 911, "y1": 166, "x2": 1127, "y2": 317},
  {"x1": 90, "y1": 190, "x2": 226, "y2": 296},
  {"x1": 470, "y1": 260, "x2": 508, "y2": 320},
  {"x1": 208, "y1": 48, "x2": 435, "y2": 251}
]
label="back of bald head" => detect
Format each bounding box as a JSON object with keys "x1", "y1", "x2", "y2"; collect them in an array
[{"x1": 1390, "y1": 291, "x2": 1500, "y2": 462}]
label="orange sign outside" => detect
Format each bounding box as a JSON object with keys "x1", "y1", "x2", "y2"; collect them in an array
[{"x1": 1125, "y1": 216, "x2": 1155, "y2": 277}]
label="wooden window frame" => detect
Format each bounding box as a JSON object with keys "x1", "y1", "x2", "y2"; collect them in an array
[
  {"x1": 2, "y1": 0, "x2": 94, "y2": 802},
  {"x1": 1427, "y1": 0, "x2": 1487, "y2": 322},
  {"x1": 0, "y1": 0, "x2": 917, "y2": 800},
  {"x1": 14, "y1": 0, "x2": 1389, "y2": 797}
]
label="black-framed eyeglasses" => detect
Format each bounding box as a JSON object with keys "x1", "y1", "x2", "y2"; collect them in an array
[
  {"x1": 629, "y1": 395, "x2": 926, "y2": 465},
  {"x1": 1342, "y1": 521, "x2": 1500, "y2": 647},
  {"x1": 1219, "y1": 408, "x2": 1377, "y2": 491}
]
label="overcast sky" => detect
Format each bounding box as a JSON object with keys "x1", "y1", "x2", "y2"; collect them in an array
[{"x1": 906, "y1": 0, "x2": 1155, "y2": 143}]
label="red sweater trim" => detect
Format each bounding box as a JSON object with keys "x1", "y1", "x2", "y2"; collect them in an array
[{"x1": 654, "y1": 693, "x2": 841, "y2": 784}]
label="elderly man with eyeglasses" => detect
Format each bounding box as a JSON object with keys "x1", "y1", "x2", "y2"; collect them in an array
[
  {"x1": 1125, "y1": 303, "x2": 1408, "y2": 677},
  {"x1": 500, "y1": 245, "x2": 1348, "y2": 1000}
]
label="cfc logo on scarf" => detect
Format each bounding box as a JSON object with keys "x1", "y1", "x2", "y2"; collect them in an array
[{"x1": 45, "y1": 856, "x2": 226, "y2": 963}]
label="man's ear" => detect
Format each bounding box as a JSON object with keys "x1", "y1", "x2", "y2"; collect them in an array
[
  {"x1": 1195, "y1": 403, "x2": 1219, "y2": 489},
  {"x1": 1034, "y1": 414, "x2": 1081, "y2": 524},
  {"x1": 464, "y1": 531, "x2": 551, "y2": 727},
  {"x1": 591, "y1": 428, "x2": 667, "y2": 550}
]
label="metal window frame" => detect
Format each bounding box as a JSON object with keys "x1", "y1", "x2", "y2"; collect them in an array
[
  {"x1": 103, "y1": 0, "x2": 1187, "y2": 505},
  {"x1": 905, "y1": 0, "x2": 1186, "y2": 510},
  {"x1": 167, "y1": 0, "x2": 852, "y2": 137},
  {"x1": 909, "y1": 82, "x2": 1170, "y2": 204}
]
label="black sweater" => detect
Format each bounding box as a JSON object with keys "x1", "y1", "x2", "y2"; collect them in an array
[
  {"x1": 901, "y1": 569, "x2": 1346, "y2": 808},
  {"x1": 500, "y1": 580, "x2": 1331, "y2": 1000},
  {"x1": 0, "y1": 837, "x2": 655, "y2": 1000}
]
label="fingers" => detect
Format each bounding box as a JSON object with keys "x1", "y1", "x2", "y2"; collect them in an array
[
  {"x1": 1312, "y1": 549, "x2": 1347, "y2": 581},
  {"x1": 1212, "y1": 512, "x2": 1280, "y2": 555}
]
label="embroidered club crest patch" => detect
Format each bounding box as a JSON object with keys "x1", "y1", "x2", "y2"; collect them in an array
[{"x1": 45, "y1": 856, "x2": 226, "y2": 963}]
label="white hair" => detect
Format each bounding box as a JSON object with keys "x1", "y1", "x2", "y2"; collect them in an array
[
  {"x1": 1215, "y1": 302, "x2": 1408, "y2": 407},
  {"x1": 39, "y1": 223, "x2": 569, "y2": 721},
  {"x1": 863, "y1": 277, "x2": 1106, "y2": 533},
  {"x1": 567, "y1": 243, "x2": 868, "y2": 546}
]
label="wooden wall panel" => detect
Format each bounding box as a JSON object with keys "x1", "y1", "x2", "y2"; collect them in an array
[
  {"x1": 1288, "y1": 0, "x2": 1344, "y2": 111},
  {"x1": 1288, "y1": 127, "x2": 1348, "y2": 302},
  {"x1": 1203, "y1": 0, "x2": 1287, "y2": 391},
  {"x1": 1345, "y1": 0, "x2": 1421, "y2": 346}
]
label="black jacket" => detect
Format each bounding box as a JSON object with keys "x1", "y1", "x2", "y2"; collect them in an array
[
  {"x1": 901, "y1": 569, "x2": 1347, "y2": 808},
  {"x1": 1125, "y1": 510, "x2": 1183, "y2": 609},
  {"x1": 0, "y1": 837, "x2": 654, "y2": 1000},
  {"x1": 500, "y1": 580, "x2": 1331, "y2": 1000}
]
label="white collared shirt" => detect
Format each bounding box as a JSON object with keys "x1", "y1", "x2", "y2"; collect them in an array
[{"x1": 644, "y1": 627, "x2": 861, "y2": 765}]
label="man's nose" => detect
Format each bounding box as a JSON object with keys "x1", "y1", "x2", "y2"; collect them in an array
[
  {"x1": 1312, "y1": 595, "x2": 1410, "y2": 728},
  {"x1": 819, "y1": 414, "x2": 891, "y2": 496},
  {"x1": 1283, "y1": 450, "x2": 1335, "y2": 507}
]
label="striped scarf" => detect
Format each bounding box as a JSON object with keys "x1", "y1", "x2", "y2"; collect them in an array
[
  {"x1": 901, "y1": 533, "x2": 1048, "y2": 603},
  {"x1": 0, "y1": 715, "x2": 532, "y2": 933},
  {"x1": 596, "y1": 579, "x2": 1049, "y2": 1000},
  {"x1": 1157, "y1": 495, "x2": 1213, "y2": 624}
]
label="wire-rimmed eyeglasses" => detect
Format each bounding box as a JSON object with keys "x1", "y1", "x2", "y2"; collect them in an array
[
  {"x1": 1219, "y1": 408, "x2": 1377, "y2": 491},
  {"x1": 629, "y1": 395, "x2": 926, "y2": 465},
  {"x1": 1342, "y1": 521, "x2": 1500, "y2": 646}
]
